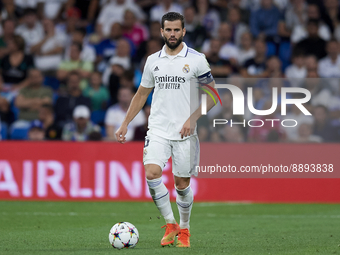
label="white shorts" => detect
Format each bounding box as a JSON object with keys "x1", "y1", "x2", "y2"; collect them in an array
[{"x1": 143, "y1": 134, "x2": 200, "y2": 177}]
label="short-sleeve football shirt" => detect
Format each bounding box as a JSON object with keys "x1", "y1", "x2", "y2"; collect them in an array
[{"x1": 141, "y1": 42, "x2": 211, "y2": 140}]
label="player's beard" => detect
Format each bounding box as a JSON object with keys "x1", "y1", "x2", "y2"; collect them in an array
[{"x1": 163, "y1": 35, "x2": 183, "y2": 50}]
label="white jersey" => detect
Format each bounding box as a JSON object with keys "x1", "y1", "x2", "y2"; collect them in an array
[{"x1": 141, "y1": 42, "x2": 211, "y2": 140}]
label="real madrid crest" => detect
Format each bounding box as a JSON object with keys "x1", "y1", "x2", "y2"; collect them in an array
[{"x1": 182, "y1": 64, "x2": 190, "y2": 73}]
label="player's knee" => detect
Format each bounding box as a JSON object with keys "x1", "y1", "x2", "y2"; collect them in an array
[
  {"x1": 145, "y1": 165, "x2": 162, "y2": 180},
  {"x1": 174, "y1": 176, "x2": 190, "y2": 190},
  {"x1": 145, "y1": 172, "x2": 160, "y2": 180},
  {"x1": 175, "y1": 180, "x2": 190, "y2": 190}
]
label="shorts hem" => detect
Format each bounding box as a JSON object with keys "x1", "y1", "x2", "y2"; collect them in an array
[{"x1": 143, "y1": 159, "x2": 165, "y2": 170}]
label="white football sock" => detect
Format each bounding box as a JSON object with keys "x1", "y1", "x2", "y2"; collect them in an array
[
  {"x1": 146, "y1": 177, "x2": 176, "y2": 224},
  {"x1": 176, "y1": 185, "x2": 193, "y2": 229}
]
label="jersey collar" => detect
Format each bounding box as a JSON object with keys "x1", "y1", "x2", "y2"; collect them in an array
[{"x1": 159, "y1": 42, "x2": 188, "y2": 58}]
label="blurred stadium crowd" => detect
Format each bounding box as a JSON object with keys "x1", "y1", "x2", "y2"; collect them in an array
[{"x1": 0, "y1": 0, "x2": 339, "y2": 142}]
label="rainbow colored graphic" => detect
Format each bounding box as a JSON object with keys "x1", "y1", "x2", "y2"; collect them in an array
[{"x1": 198, "y1": 83, "x2": 222, "y2": 106}]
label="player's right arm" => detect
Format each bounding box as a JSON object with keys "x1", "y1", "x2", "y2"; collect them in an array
[{"x1": 115, "y1": 86, "x2": 153, "y2": 143}]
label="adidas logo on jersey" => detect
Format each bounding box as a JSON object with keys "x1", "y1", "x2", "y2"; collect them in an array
[{"x1": 154, "y1": 66, "x2": 159, "y2": 71}]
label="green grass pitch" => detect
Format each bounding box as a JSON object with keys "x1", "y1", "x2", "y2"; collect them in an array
[{"x1": 0, "y1": 201, "x2": 340, "y2": 255}]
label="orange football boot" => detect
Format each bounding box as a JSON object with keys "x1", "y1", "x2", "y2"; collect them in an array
[
  {"x1": 176, "y1": 228, "x2": 191, "y2": 247},
  {"x1": 160, "y1": 223, "x2": 180, "y2": 246}
]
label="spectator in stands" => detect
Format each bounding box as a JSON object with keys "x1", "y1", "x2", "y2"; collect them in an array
[
  {"x1": 241, "y1": 0, "x2": 288, "y2": 11},
  {"x1": 97, "y1": 0, "x2": 145, "y2": 37},
  {"x1": 62, "y1": 105, "x2": 101, "y2": 141},
  {"x1": 88, "y1": 23, "x2": 104, "y2": 46},
  {"x1": 328, "y1": 0, "x2": 340, "y2": 41},
  {"x1": 105, "y1": 87, "x2": 145, "y2": 141},
  {"x1": 0, "y1": 35, "x2": 34, "y2": 91},
  {"x1": 205, "y1": 38, "x2": 232, "y2": 78},
  {"x1": 108, "y1": 64, "x2": 125, "y2": 105},
  {"x1": 247, "y1": 86, "x2": 267, "y2": 119},
  {"x1": 221, "y1": 125, "x2": 245, "y2": 143},
  {"x1": 217, "y1": 23, "x2": 238, "y2": 64},
  {"x1": 248, "y1": 101, "x2": 286, "y2": 142},
  {"x1": 266, "y1": 56, "x2": 283, "y2": 78},
  {"x1": 37, "y1": 0, "x2": 67, "y2": 20},
  {"x1": 227, "y1": 7, "x2": 249, "y2": 47},
  {"x1": 38, "y1": 104, "x2": 61, "y2": 140},
  {"x1": 303, "y1": 72, "x2": 337, "y2": 108},
  {"x1": 237, "y1": 31, "x2": 255, "y2": 66},
  {"x1": 283, "y1": 104, "x2": 314, "y2": 142},
  {"x1": 213, "y1": 92, "x2": 244, "y2": 132},
  {"x1": 249, "y1": 0, "x2": 281, "y2": 41},
  {"x1": 88, "y1": 130, "x2": 102, "y2": 141},
  {"x1": 295, "y1": 122, "x2": 322, "y2": 143},
  {"x1": 95, "y1": 22, "x2": 123, "y2": 72},
  {"x1": 148, "y1": 21, "x2": 162, "y2": 41},
  {"x1": 83, "y1": 71, "x2": 109, "y2": 111},
  {"x1": 15, "y1": 8, "x2": 44, "y2": 53},
  {"x1": 291, "y1": 4, "x2": 331, "y2": 44},
  {"x1": 122, "y1": 9, "x2": 148, "y2": 48},
  {"x1": 150, "y1": 0, "x2": 183, "y2": 22},
  {"x1": 294, "y1": 19, "x2": 327, "y2": 59},
  {"x1": 0, "y1": 19, "x2": 15, "y2": 59},
  {"x1": 61, "y1": 6, "x2": 82, "y2": 37},
  {"x1": 215, "y1": 0, "x2": 250, "y2": 24},
  {"x1": 195, "y1": 0, "x2": 221, "y2": 38},
  {"x1": 0, "y1": 76, "x2": 14, "y2": 125},
  {"x1": 0, "y1": 0, "x2": 15, "y2": 19},
  {"x1": 10, "y1": 0, "x2": 38, "y2": 14},
  {"x1": 27, "y1": 119, "x2": 45, "y2": 141},
  {"x1": 139, "y1": 38, "x2": 163, "y2": 70},
  {"x1": 254, "y1": 57, "x2": 287, "y2": 97},
  {"x1": 137, "y1": 21, "x2": 163, "y2": 64},
  {"x1": 312, "y1": 105, "x2": 337, "y2": 142},
  {"x1": 103, "y1": 38, "x2": 132, "y2": 86},
  {"x1": 318, "y1": 39, "x2": 340, "y2": 78},
  {"x1": 65, "y1": 28, "x2": 96, "y2": 63},
  {"x1": 203, "y1": 23, "x2": 238, "y2": 67},
  {"x1": 183, "y1": 6, "x2": 207, "y2": 50},
  {"x1": 31, "y1": 18, "x2": 67, "y2": 72},
  {"x1": 240, "y1": 39, "x2": 268, "y2": 78},
  {"x1": 210, "y1": 131, "x2": 223, "y2": 142},
  {"x1": 65, "y1": 0, "x2": 100, "y2": 27},
  {"x1": 15, "y1": 69, "x2": 53, "y2": 122},
  {"x1": 133, "y1": 104, "x2": 150, "y2": 141},
  {"x1": 120, "y1": 70, "x2": 137, "y2": 92},
  {"x1": 197, "y1": 124, "x2": 209, "y2": 142},
  {"x1": 285, "y1": 48, "x2": 307, "y2": 80},
  {"x1": 57, "y1": 42, "x2": 94, "y2": 90},
  {"x1": 280, "y1": 0, "x2": 307, "y2": 38},
  {"x1": 305, "y1": 73, "x2": 340, "y2": 113},
  {"x1": 324, "y1": 0, "x2": 340, "y2": 30},
  {"x1": 54, "y1": 71, "x2": 91, "y2": 126},
  {"x1": 305, "y1": 54, "x2": 318, "y2": 74}
]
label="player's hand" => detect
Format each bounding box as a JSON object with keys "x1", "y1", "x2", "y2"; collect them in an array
[
  {"x1": 115, "y1": 125, "x2": 128, "y2": 144},
  {"x1": 180, "y1": 119, "x2": 195, "y2": 139}
]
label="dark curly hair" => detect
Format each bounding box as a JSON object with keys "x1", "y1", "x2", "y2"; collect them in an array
[{"x1": 161, "y1": 12, "x2": 184, "y2": 29}]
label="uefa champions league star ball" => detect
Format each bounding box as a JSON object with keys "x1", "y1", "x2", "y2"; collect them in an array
[{"x1": 109, "y1": 222, "x2": 139, "y2": 249}]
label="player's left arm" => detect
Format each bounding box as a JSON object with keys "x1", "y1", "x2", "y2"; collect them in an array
[
  {"x1": 180, "y1": 53, "x2": 219, "y2": 139},
  {"x1": 180, "y1": 79, "x2": 217, "y2": 139}
]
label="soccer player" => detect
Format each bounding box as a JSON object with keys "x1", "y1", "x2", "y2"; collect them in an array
[{"x1": 115, "y1": 12, "x2": 216, "y2": 248}]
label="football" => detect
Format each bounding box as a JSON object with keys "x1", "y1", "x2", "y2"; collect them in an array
[{"x1": 108, "y1": 222, "x2": 139, "y2": 249}]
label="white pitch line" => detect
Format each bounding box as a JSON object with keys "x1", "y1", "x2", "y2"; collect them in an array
[{"x1": 197, "y1": 201, "x2": 253, "y2": 207}]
